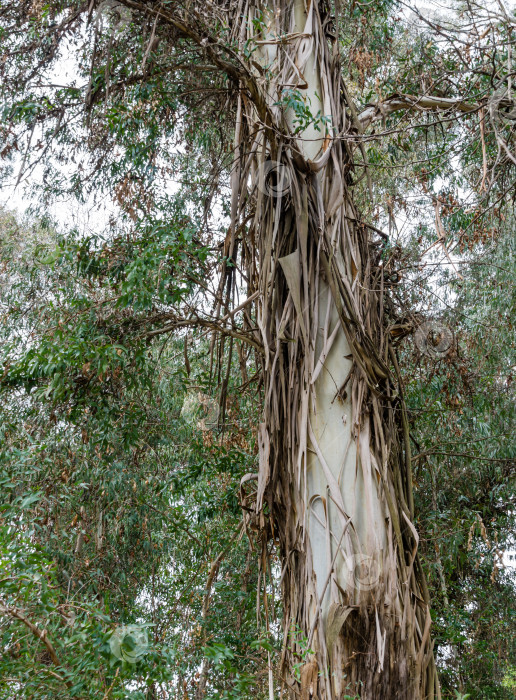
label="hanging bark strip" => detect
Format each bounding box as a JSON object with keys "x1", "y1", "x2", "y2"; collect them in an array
[{"x1": 224, "y1": 0, "x2": 440, "y2": 697}]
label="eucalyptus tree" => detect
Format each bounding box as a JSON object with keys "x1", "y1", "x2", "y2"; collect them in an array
[
  {"x1": 0, "y1": 210, "x2": 266, "y2": 698},
  {"x1": 0, "y1": 0, "x2": 514, "y2": 698}
]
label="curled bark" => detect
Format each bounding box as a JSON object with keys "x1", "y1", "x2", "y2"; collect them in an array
[{"x1": 226, "y1": 0, "x2": 440, "y2": 697}]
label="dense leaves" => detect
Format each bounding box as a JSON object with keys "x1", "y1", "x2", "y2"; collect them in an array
[{"x1": 0, "y1": 211, "x2": 270, "y2": 698}]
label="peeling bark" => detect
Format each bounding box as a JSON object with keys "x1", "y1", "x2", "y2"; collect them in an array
[{"x1": 227, "y1": 0, "x2": 440, "y2": 697}]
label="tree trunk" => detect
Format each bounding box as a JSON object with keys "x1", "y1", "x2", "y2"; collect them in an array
[{"x1": 228, "y1": 0, "x2": 440, "y2": 696}]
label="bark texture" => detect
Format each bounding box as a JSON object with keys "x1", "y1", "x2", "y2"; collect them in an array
[{"x1": 221, "y1": 0, "x2": 439, "y2": 697}]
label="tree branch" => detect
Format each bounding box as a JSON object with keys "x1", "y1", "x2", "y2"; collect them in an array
[
  {"x1": 358, "y1": 93, "x2": 481, "y2": 130},
  {"x1": 412, "y1": 451, "x2": 512, "y2": 463},
  {"x1": 142, "y1": 316, "x2": 263, "y2": 352},
  {"x1": 0, "y1": 601, "x2": 65, "y2": 671}
]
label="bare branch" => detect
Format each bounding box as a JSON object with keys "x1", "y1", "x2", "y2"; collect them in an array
[{"x1": 358, "y1": 93, "x2": 481, "y2": 130}]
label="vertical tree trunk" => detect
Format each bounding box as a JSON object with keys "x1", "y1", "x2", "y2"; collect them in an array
[{"x1": 229, "y1": 1, "x2": 440, "y2": 696}]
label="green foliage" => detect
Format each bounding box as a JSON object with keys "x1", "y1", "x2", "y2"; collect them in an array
[
  {"x1": 395, "y1": 180, "x2": 516, "y2": 700},
  {"x1": 274, "y1": 88, "x2": 332, "y2": 134},
  {"x1": 0, "y1": 211, "x2": 270, "y2": 697},
  {"x1": 0, "y1": 0, "x2": 514, "y2": 697}
]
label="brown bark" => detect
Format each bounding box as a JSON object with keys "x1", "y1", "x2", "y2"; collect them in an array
[
  {"x1": 120, "y1": 0, "x2": 444, "y2": 695},
  {"x1": 226, "y1": 1, "x2": 440, "y2": 697}
]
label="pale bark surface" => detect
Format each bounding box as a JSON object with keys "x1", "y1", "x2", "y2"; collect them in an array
[{"x1": 227, "y1": 0, "x2": 440, "y2": 697}]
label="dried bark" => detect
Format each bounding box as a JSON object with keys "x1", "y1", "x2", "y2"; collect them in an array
[
  {"x1": 120, "y1": 0, "x2": 442, "y2": 694},
  {"x1": 225, "y1": 0, "x2": 440, "y2": 697}
]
